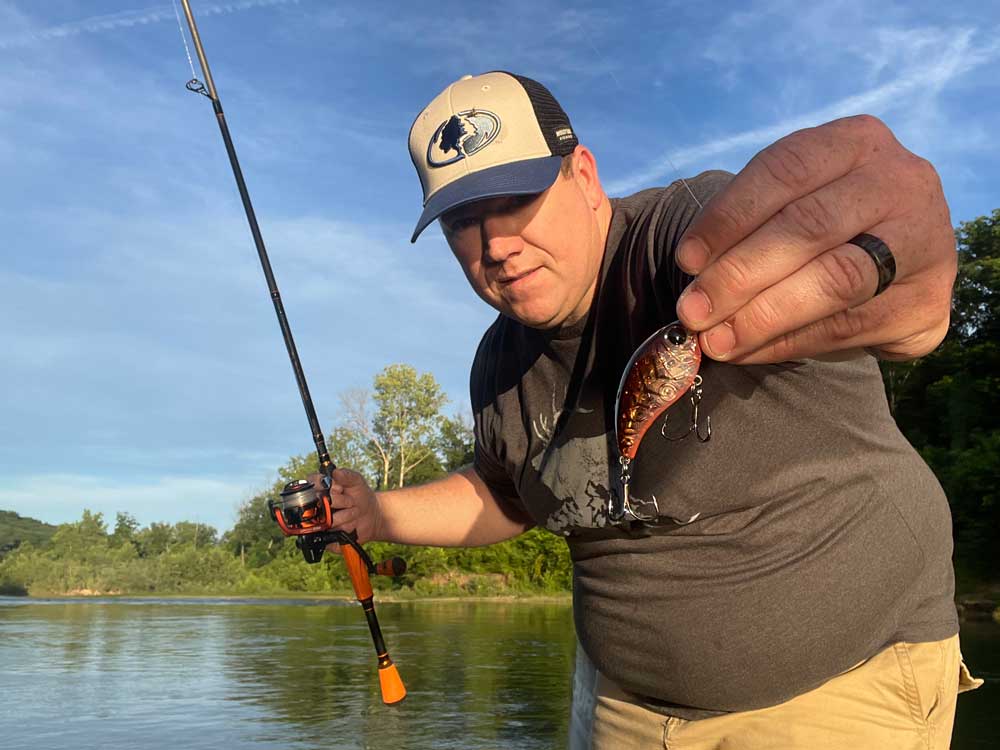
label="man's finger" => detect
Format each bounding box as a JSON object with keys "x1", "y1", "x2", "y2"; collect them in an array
[
  {"x1": 328, "y1": 489, "x2": 352, "y2": 509},
  {"x1": 720, "y1": 278, "x2": 949, "y2": 364},
  {"x1": 332, "y1": 467, "x2": 365, "y2": 486},
  {"x1": 331, "y1": 507, "x2": 359, "y2": 533},
  {"x1": 676, "y1": 115, "x2": 891, "y2": 276},
  {"x1": 697, "y1": 240, "x2": 881, "y2": 359},
  {"x1": 677, "y1": 164, "x2": 895, "y2": 331}
]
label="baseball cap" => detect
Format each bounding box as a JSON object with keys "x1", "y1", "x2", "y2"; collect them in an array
[{"x1": 408, "y1": 71, "x2": 579, "y2": 242}]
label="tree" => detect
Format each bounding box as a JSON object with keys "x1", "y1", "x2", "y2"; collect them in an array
[
  {"x1": 372, "y1": 364, "x2": 448, "y2": 489},
  {"x1": 952, "y1": 208, "x2": 1000, "y2": 342},
  {"x1": 49, "y1": 510, "x2": 108, "y2": 559},
  {"x1": 111, "y1": 512, "x2": 140, "y2": 549},
  {"x1": 326, "y1": 421, "x2": 379, "y2": 486},
  {"x1": 136, "y1": 522, "x2": 175, "y2": 558},
  {"x1": 338, "y1": 365, "x2": 449, "y2": 490},
  {"x1": 226, "y1": 487, "x2": 290, "y2": 567},
  {"x1": 332, "y1": 366, "x2": 470, "y2": 489},
  {"x1": 173, "y1": 521, "x2": 218, "y2": 548},
  {"x1": 438, "y1": 412, "x2": 475, "y2": 471},
  {"x1": 881, "y1": 208, "x2": 1000, "y2": 578}
]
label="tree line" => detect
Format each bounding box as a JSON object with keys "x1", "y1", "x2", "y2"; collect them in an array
[
  {"x1": 1, "y1": 209, "x2": 998, "y2": 598},
  {"x1": 0, "y1": 364, "x2": 571, "y2": 597},
  {"x1": 880, "y1": 208, "x2": 1000, "y2": 587}
]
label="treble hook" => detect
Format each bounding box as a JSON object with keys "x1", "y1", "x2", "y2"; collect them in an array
[{"x1": 660, "y1": 377, "x2": 712, "y2": 443}]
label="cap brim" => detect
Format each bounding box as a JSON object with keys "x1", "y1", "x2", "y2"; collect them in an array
[{"x1": 410, "y1": 155, "x2": 563, "y2": 242}]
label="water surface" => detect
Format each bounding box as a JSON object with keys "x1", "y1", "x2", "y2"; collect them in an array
[{"x1": 1, "y1": 597, "x2": 996, "y2": 749}]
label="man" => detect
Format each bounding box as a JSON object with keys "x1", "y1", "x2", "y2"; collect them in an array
[{"x1": 322, "y1": 72, "x2": 981, "y2": 748}]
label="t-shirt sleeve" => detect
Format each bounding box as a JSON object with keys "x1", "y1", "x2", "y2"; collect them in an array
[
  {"x1": 468, "y1": 324, "x2": 527, "y2": 514},
  {"x1": 647, "y1": 170, "x2": 734, "y2": 305},
  {"x1": 472, "y1": 433, "x2": 522, "y2": 509}
]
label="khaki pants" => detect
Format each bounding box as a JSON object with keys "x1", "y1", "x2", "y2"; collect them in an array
[{"x1": 570, "y1": 635, "x2": 982, "y2": 750}]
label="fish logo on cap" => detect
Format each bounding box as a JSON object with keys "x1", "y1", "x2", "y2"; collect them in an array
[{"x1": 426, "y1": 109, "x2": 501, "y2": 168}]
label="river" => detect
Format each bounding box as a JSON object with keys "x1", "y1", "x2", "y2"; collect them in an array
[{"x1": 0, "y1": 597, "x2": 995, "y2": 749}]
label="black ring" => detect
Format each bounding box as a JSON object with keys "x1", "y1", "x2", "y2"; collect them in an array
[{"x1": 847, "y1": 233, "x2": 896, "y2": 297}]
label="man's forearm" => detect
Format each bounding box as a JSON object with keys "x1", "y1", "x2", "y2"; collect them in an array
[{"x1": 374, "y1": 466, "x2": 532, "y2": 547}]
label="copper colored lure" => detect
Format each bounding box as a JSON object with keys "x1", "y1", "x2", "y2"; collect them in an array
[{"x1": 609, "y1": 321, "x2": 711, "y2": 523}]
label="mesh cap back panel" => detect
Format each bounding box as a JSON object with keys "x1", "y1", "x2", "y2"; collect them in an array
[{"x1": 508, "y1": 72, "x2": 579, "y2": 157}]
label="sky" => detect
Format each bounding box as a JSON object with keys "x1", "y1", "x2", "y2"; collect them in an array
[{"x1": 1, "y1": 0, "x2": 998, "y2": 534}]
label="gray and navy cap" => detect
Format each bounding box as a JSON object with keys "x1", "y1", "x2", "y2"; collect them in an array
[{"x1": 408, "y1": 71, "x2": 579, "y2": 242}]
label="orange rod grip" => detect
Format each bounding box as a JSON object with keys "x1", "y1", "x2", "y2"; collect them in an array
[{"x1": 341, "y1": 544, "x2": 373, "y2": 601}]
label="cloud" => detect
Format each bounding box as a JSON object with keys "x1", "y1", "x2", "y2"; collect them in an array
[
  {"x1": 291, "y1": 1, "x2": 622, "y2": 82},
  {"x1": 606, "y1": 27, "x2": 1000, "y2": 195},
  {"x1": 0, "y1": 3, "x2": 490, "y2": 497},
  {"x1": 0, "y1": 473, "x2": 255, "y2": 532},
  {"x1": 0, "y1": 203, "x2": 488, "y2": 487},
  {"x1": 0, "y1": 0, "x2": 301, "y2": 50}
]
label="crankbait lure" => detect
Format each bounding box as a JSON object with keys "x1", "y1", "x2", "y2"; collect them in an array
[{"x1": 609, "y1": 321, "x2": 711, "y2": 523}]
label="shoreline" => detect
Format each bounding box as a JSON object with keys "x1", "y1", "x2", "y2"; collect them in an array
[
  {"x1": 1, "y1": 590, "x2": 574, "y2": 605},
  {"x1": 4, "y1": 592, "x2": 997, "y2": 624}
]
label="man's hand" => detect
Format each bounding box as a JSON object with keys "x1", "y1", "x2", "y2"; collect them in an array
[
  {"x1": 306, "y1": 468, "x2": 383, "y2": 548},
  {"x1": 674, "y1": 115, "x2": 957, "y2": 363}
]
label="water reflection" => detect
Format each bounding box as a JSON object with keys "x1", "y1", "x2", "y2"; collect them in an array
[
  {"x1": 0, "y1": 598, "x2": 574, "y2": 750},
  {"x1": 1, "y1": 597, "x2": 994, "y2": 749},
  {"x1": 211, "y1": 600, "x2": 575, "y2": 750},
  {"x1": 953, "y1": 621, "x2": 1000, "y2": 748}
]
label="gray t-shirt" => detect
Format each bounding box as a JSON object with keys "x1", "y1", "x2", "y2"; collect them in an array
[{"x1": 470, "y1": 172, "x2": 958, "y2": 716}]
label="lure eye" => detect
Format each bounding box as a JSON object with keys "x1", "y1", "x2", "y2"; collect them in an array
[{"x1": 666, "y1": 327, "x2": 687, "y2": 346}]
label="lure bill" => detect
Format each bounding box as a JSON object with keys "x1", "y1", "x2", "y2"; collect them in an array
[{"x1": 609, "y1": 321, "x2": 710, "y2": 523}]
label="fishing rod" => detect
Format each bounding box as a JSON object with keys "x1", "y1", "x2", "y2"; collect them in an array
[{"x1": 176, "y1": 0, "x2": 406, "y2": 705}]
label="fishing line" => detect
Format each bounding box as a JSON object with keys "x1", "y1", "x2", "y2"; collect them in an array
[
  {"x1": 586, "y1": 38, "x2": 704, "y2": 210},
  {"x1": 172, "y1": 0, "x2": 199, "y2": 81}
]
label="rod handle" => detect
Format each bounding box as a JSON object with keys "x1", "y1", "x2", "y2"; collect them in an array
[{"x1": 341, "y1": 543, "x2": 373, "y2": 600}]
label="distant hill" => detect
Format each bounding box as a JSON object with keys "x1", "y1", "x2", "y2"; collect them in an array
[{"x1": 0, "y1": 510, "x2": 57, "y2": 556}]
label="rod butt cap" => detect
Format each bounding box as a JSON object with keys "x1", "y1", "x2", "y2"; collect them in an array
[{"x1": 378, "y1": 663, "x2": 406, "y2": 705}]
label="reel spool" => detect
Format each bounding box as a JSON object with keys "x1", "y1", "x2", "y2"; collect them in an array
[{"x1": 270, "y1": 478, "x2": 334, "y2": 535}]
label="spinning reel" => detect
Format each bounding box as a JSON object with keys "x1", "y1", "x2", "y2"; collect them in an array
[{"x1": 270, "y1": 477, "x2": 405, "y2": 574}]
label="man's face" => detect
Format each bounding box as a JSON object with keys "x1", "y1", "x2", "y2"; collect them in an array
[{"x1": 440, "y1": 156, "x2": 605, "y2": 330}]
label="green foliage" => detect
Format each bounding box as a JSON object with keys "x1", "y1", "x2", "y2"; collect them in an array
[
  {"x1": 110, "y1": 512, "x2": 140, "y2": 549},
  {"x1": 173, "y1": 521, "x2": 218, "y2": 548},
  {"x1": 224, "y1": 488, "x2": 288, "y2": 568},
  {"x1": 136, "y1": 522, "x2": 175, "y2": 558},
  {"x1": 371, "y1": 364, "x2": 448, "y2": 489},
  {"x1": 0, "y1": 510, "x2": 57, "y2": 558},
  {"x1": 952, "y1": 208, "x2": 1000, "y2": 342},
  {"x1": 327, "y1": 424, "x2": 378, "y2": 487},
  {"x1": 438, "y1": 413, "x2": 475, "y2": 471},
  {"x1": 881, "y1": 208, "x2": 1000, "y2": 578},
  {"x1": 327, "y1": 365, "x2": 471, "y2": 489}
]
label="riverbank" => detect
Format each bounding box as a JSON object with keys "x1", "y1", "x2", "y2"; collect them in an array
[
  {"x1": 956, "y1": 591, "x2": 1000, "y2": 623},
  {"x1": 6, "y1": 588, "x2": 996, "y2": 621},
  {"x1": 2, "y1": 588, "x2": 574, "y2": 604}
]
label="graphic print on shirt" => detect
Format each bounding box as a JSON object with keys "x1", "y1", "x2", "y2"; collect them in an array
[{"x1": 529, "y1": 389, "x2": 612, "y2": 531}]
